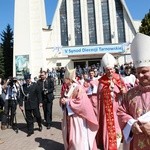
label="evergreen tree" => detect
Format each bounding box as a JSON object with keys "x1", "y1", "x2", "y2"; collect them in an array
[
  {"x1": 139, "y1": 10, "x2": 150, "y2": 36},
  {"x1": 0, "y1": 24, "x2": 13, "y2": 78},
  {"x1": 0, "y1": 46, "x2": 5, "y2": 78}
]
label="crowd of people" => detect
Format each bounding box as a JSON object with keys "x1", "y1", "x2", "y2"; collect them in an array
[
  {"x1": 59, "y1": 33, "x2": 150, "y2": 150},
  {"x1": 0, "y1": 33, "x2": 150, "y2": 150},
  {"x1": 0, "y1": 71, "x2": 55, "y2": 140}
]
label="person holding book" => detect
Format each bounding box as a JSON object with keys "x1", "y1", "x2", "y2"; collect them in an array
[
  {"x1": 117, "y1": 33, "x2": 150, "y2": 150},
  {"x1": 60, "y1": 67, "x2": 99, "y2": 150}
]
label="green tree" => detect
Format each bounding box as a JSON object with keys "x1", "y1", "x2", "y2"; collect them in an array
[
  {"x1": 139, "y1": 10, "x2": 150, "y2": 36},
  {"x1": 0, "y1": 24, "x2": 13, "y2": 78},
  {"x1": 0, "y1": 46, "x2": 5, "y2": 78}
]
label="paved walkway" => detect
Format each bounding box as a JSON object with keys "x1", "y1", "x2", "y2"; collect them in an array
[
  {"x1": 0, "y1": 85, "x2": 64, "y2": 150},
  {"x1": 0, "y1": 85, "x2": 123, "y2": 150}
]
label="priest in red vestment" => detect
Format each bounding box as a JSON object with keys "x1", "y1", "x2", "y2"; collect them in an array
[{"x1": 96, "y1": 53, "x2": 126, "y2": 150}]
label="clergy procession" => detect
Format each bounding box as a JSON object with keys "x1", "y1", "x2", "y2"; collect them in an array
[{"x1": 1, "y1": 33, "x2": 150, "y2": 150}]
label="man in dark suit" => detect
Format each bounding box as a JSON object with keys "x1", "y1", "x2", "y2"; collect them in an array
[
  {"x1": 19, "y1": 74, "x2": 42, "y2": 136},
  {"x1": 37, "y1": 71, "x2": 54, "y2": 129}
]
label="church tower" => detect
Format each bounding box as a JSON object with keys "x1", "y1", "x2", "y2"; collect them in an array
[{"x1": 13, "y1": 0, "x2": 48, "y2": 78}]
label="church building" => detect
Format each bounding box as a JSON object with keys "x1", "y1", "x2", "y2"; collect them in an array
[{"x1": 13, "y1": 0, "x2": 140, "y2": 78}]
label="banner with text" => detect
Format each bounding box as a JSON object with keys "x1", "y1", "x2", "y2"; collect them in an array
[{"x1": 62, "y1": 44, "x2": 125, "y2": 56}]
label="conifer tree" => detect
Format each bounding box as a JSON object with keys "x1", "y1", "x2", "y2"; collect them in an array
[
  {"x1": 0, "y1": 46, "x2": 5, "y2": 78},
  {"x1": 0, "y1": 24, "x2": 13, "y2": 78},
  {"x1": 139, "y1": 10, "x2": 150, "y2": 36}
]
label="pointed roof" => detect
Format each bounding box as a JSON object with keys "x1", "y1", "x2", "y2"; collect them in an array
[{"x1": 120, "y1": 0, "x2": 137, "y2": 34}]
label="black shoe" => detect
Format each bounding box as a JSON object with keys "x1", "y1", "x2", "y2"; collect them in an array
[
  {"x1": 47, "y1": 125, "x2": 51, "y2": 129},
  {"x1": 39, "y1": 125, "x2": 42, "y2": 132},
  {"x1": 27, "y1": 131, "x2": 34, "y2": 137},
  {"x1": 1, "y1": 125, "x2": 6, "y2": 130}
]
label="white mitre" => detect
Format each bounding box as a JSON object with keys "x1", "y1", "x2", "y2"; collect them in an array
[
  {"x1": 131, "y1": 33, "x2": 150, "y2": 68},
  {"x1": 64, "y1": 67, "x2": 76, "y2": 82},
  {"x1": 101, "y1": 53, "x2": 117, "y2": 69}
]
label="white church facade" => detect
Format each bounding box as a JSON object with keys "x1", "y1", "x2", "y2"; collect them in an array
[{"x1": 13, "y1": 0, "x2": 140, "y2": 78}]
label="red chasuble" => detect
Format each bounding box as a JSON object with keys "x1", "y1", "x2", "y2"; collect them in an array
[{"x1": 97, "y1": 73, "x2": 126, "y2": 150}]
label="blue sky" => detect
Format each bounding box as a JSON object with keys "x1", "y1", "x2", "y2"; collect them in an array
[{"x1": 0, "y1": 0, "x2": 149, "y2": 35}]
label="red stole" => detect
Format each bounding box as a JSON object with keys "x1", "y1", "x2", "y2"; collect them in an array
[{"x1": 99, "y1": 73, "x2": 123, "y2": 150}]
